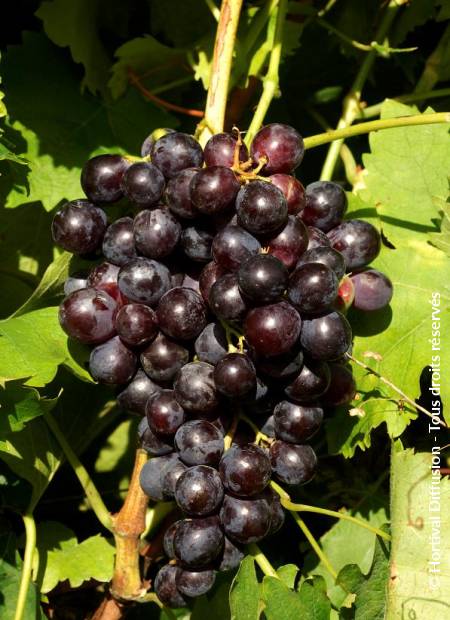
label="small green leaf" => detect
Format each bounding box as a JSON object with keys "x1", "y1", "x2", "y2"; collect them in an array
[
  {"x1": 229, "y1": 556, "x2": 260, "y2": 620},
  {"x1": 262, "y1": 575, "x2": 331, "y2": 620},
  {"x1": 276, "y1": 564, "x2": 299, "y2": 589},
  {"x1": 0, "y1": 382, "x2": 58, "y2": 435}
]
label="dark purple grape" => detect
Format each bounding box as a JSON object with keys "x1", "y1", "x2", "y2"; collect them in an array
[
  {"x1": 244, "y1": 301, "x2": 301, "y2": 357},
  {"x1": 115, "y1": 303, "x2": 158, "y2": 347},
  {"x1": 163, "y1": 521, "x2": 181, "y2": 559},
  {"x1": 139, "y1": 453, "x2": 177, "y2": 500},
  {"x1": 268, "y1": 493, "x2": 285, "y2": 535},
  {"x1": 140, "y1": 333, "x2": 189, "y2": 382},
  {"x1": 165, "y1": 168, "x2": 200, "y2": 219},
  {"x1": 133, "y1": 208, "x2": 181, "y2": 259},
  {"x1": 236, "y1": 181, "x2": 288, "y2": 235},
  {"x1": 285, "y1": 359, "x2": 330, "y2": 403},
  {"x1": 322, "y1": 363, "x2": 356, "y2": 406},
  {"x1": 121, "y1": 162, "x2": 164, "y2": 207},
  {"x1": 204, "y1": 132, "x2": 249, "y2": 168},
  {"x1": 102, "y1": 217, "x2": 137, "y2": 266},
  {"x1": 270, "y1": 441, "x2": 317, "y2": 485},
  {"x1": 307, "y1": 226, "x2": 331, "y2": 250},
  {"x1": 175, "y1": 465, "x2": 224, "y2": 516},
  {"x1": 176, "y1": 568, "x2": 216, "y2": 598},
  {"x1": 219, "y1": 444, "x2": 271, "y2": 496},
  {"x1": 181, "y1": 226, "x2": 213, "y2": 262},
  {"x1": 214, "y1": 354, "x2": 256, "y2": 398},
  {"x1": 141, "y1": 128, "x2": 175, "y2": 157},
  {"x1": 217, "y1": 537, "x2": 244, "y2": 571},
  {"x1": 174, "y1": 516, "x2": 224, "y2": 568},
  {"x1": 288, "y1": 263, "x2": 338, "y2": 314},
  {"x1": 146, "y1": 389, "x2": 186, "y2": 436},
  {"x1": 267, "y1": 215, "x2": 308, "y2": 270},
  {"x1": 300, "y1": 311, "x2": 352, "y2": 361},
  {"x1": 59, "y1": 288, "x2": 117, "y2": 344},
  {"x1": 157, "y1": 287, "x2": 207, "y2": 340},
  {"x1": 190, "y1": 166, "x2": 240, "y2": 214},
  {"x1": 52, "y1": 200, "x2": 107, "y2": 254},
  {"x1": 220, "y1": 494, "x2": 271, "y2": 544},
  {"x1": 327, "y1": 220, "x2": 381, "y2": 270},
  {"x1": 350, "y1": 269, "x2": 393, "y2": 311},
  {"x1": 81, "y1": 155, "x2": 128, "y2": 204},
  {"x1": 251, "y1": 124, "x2": 304, "y2": 174},
  {"x1": 273, "y1": 401, "x2": 323, "y2": 443},
  {"x1": 195, "y1": 323, "x2": 228, "y2": 365},
  {"x1": 89, "y1": 336, "x2": 137, "y2": 384},
  {"x1": 118, "y1": 257, "x2": 171, "y2": 306},
  {"x1": 151, "y1": 132, "x2": 203, "y2": 179},
  {"x1": 301, "y1": 181, "x2": 348, "y2": 232},
  {"x1": 260, "y1": 414, "x2": 275, "y2": 438},
  {"x1": 212, "y1": 225, "x2": 261, "y2": 271},
  {"x1": 138, "y1": 417, "x2": 173, "y2": 456},
  {"x1": 296, "y1": 246, "x2": 346, "y2": 280},
  {"x1": 209, "y1": 274, "x2": 247, "y2": 321},
  {"x1": 86, "y1": 262, "x2": 121, "y2": 302},
  {"x1": 154, "y1": 564, "x2": 186, "y2": 608},
  {"x1": 254, "y1": 347, "x2": 303, "y2": 380},
  {"x1": 199, "y1": 262, "x2": 228, "y2": 305},
  {"x1": 63, "y1": 272, "x2": 87, "y2": 296},
  {"x1": 117, "y1": 370, "x2": 161, "y2": 416},
  {"x1": 238, "y1": 254, "x2": 288, "y2": 303},
  {"x1": 174, "y1": 363, "x2": 220, "y2": 415},
  {"x1": 161, "y1": 456, "x2": 188, "y2": 498},
  {"x1": 269, "y1": 174, "x2": 305, "y2": 215},
  {"x1": 181, "y1": 268, "x2": 201, "y2": 294},
  {"x1": 174, "y1": 420, "x2": 224, "y2": 466}
]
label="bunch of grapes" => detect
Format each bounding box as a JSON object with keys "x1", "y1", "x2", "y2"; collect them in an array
[{"x1": 52, "y1": 123, "x2": 393, "y2": 607}]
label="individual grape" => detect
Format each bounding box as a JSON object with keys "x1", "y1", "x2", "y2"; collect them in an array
[
  {"x1": 306, "y1": 226, "x2": 331, "y2": 250},
  {"x1": 296, "y1": 246, "x2": 346, "y2": 280},
  {"x1": 176, "y1": 568, "x2": 216, "y2": 598},
  {"x1": 163, "y1": 521, "x2": 181, "y2": 559},
  {"x1": 154, "y1": 564, "x2": 186, "y2": 608},
  {"x1": 238, "y1": 254, "x2": 288, "y2": 303},
  {"x1": 301, "y1": 181, "x2": 348, "y2": 232},
  {"x1": 219, "y1": 444, "x2": 271, "y2": 496},
  {"x1": 175, "y1": 465, "x2": 224, "y2": 516},
  {"x1": 204, "y1": 132, "x2": 249, "y2": 168},
  {"x1": 89, "y1": 336, "x2": 137, "y2": 385},
  {"x1": 165, "y1": 168, "x2": 200, "y2": 219},
  {"x1": 267, "y1": 215, "x2": 309, "y2": 270},
  {"x1": 140, "y1": 333, "x2": 189, "y2": 382},
  {"x1": 217, "y1": 536, "x2": 244, "y2": 571},
  {"x1": 173, "y1": 516, "x2": 224, "y2": 568},
  {"x1": 102, "y1": 217, "x2": 137, "y2": 266},
  {"x1": 161, "y1": 456, "x2": 188, "y2": 499},
  {"x1": 250, "y1": 123, "x2": 304, "y2": 174},
  {"x1": 300, "y1": 311, "x2": 352, "y2": 361},
  {"x1": 244, "y1": 301, "x2": 301, "y2": 357},
  {"x1": 133, "y1": 208, "x2": 181, "y2": 259},
  {"x1": 285, "y1": 359, "x2": 330, "y2": 403},
  {"x1": 115, "y1": 303, "x2": 158, "y2": 347},
  {"x1": 141, "y1": 127, "x2": 175, "y2": 157},
  {"x1": 157, "y1": 287, "x2": 207, "y2": 340},
  {"x1": 199, "y1": 261, "x2": 228, "y2": 305},
  {"x1": 212, "y1": 225, "x2": 261, "y2": 271},
  {"x1": 63, "y1": 272, "x2": 87, "y2": 296},
  {"x1": 287, "y1": 263, "x2": 338, "y2": 314},
  {"x1": 254, "y1": 346, "x2": 303, "y2": 380},
  {"x1": 139, "y1": 453, "x2": 177, "y2": 500},
  {"x1": 121, "y1": 162, "x2": 164, "y2": 207},
  {"x1": 81, "y1": 154, "x2": 128, "y2": 203},
  {"x1": 190, "y1": 166, "x2": 240, "y2": 214},
  {"x1": 322, "y1": 363, "x2": 356, "y2": 406},
  {"x1": 118, "y1": 257, "x2": 171, "y2": 306},
  {"x1": 269, "y1": 174, "x2": 305, "y2": 215},
  {"x1": 214, "y1": 354, "x2": 256, "y2": 398},
  {"x1": 236, "y1": 181, "x2": 288, "y2": 235},
  {"x1": 117, "y1": 370, "x2": 161, "y2": 416},
  {"x1": 260, "y1": 414, "x2": 275, "y2": 438},
  {"x1": 220, "y1": 494, "x2": 271, "y2": 544},
  {"x1": 52, "y1": 200, "x2": 107, "y2": 254},
  {"x1": 181, "y1": 226, "x2": 214, "y2": 262},
  {"x1": 350, "y1": 269, "x2": 393, "y2": 311},
  {"x1": 181, "y1": 267, "x2": 201, "y2": 294},
  {"x1": 174, "y1": 420, "x2": 224, "y2": 466},
  {"x1": 273, "y1": 401, "x2": 323, "y2": 443},
  {"x1": 209, "y1": 274, "x2": 247, "y2": 321},
  {"x1": 270, "y1": 441, "x2": 317, "y2": 485},
  {"x1": 59, "y1": 288, "x2": 117, "y2": 344},
  {"x1": 194, "y1": 322, "x2": 228, "y2": 365},
  {"x1": 146, "y1": 389, "x2": 186, "y2": 436},
  {"x1": 86, "y1": 262, "x2": 121, "y2": 302},
  {"x1": 138, "y1": 417, "x2": 173, "y2": 456},
  {"x1": 151, "y1": 132, "x2": 203, "y2": 179},
  {"x1": 327, "y1": 220, "x2": 381, "y2": 270},
  {"x1": 267, "y1": 492, "x2": 285, "y2": 535},
  {"x1": 174, "y1": 363, "x2": 220, "y2": 415}
]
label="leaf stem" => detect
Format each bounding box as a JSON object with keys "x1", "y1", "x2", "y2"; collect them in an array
[
  {"x1": 44, "y1": 411, "x2": 113, "y2": 531},
  {"x1": 291, "y1": 511, "x2": 338, "y2": 580},
  {"x1": 359, "y1": 87, "x2": 450, "y2": 119},
  {"x1": 303, "y1": 112, "x2": 450, "y2": 149},
  {"x1": 239, "y1": 413, "x2": 272, "y2": 445},
  {"x1": 248, "y1": 542, "x2": 278, "y2": 577},
  {"x1": 14, "y1": 511, "x2": 36, "y2": 620}
]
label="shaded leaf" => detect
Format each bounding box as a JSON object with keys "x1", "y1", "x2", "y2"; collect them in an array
[
  {"x1": 0, "y1": 382, "x2": 58, "y2": 435},
  {"x1": 262, "y1": 575, "x2": 331, "y2": 620},
  {"x1": 229, "y1": 556, "x2": 260, "y2": 620}
]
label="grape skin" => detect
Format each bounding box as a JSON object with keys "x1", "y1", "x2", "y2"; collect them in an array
[
  {"x1": 176, "y1": 568, "x2": 216, "y2": 598},
  {"x1": 89, "y1": 336, "x2": 137, "y2": 385},
  {"x1": 146, "y1": 389, "x2": 186, "y2": 436},
  {"x1": 209, "y1": 274, "x2": 247, "y2": 321},
  {"x1": 204, "y1": 132, "x2": 248, "y2": 168},
  {"x1": 174, "y1": 465, "x2": 224, "y2": 516},
  {"x1": 81, "y1": 154, "x2": 128, "y2": 204},
  {"x1": 59, "y1": 288, "x2": 117, "y2": 345},
  {"x1": 86, "y1": 262, "x2": 121, "y2": 302},
  {"x1": 117, "y1": 369, "x2": 161, "y2": 416},
  {"x1": 190, "y1": 166, "x2": 240, "y2": 215},
  {"x1": 350, "y1": 269, "x2": 393, "y2": 311},
  {"x1": 296, "y1": 246, "x2": 346, "y2": 280},
  {"x1": 138, "y1": 417, "x2": 173, "y2": 456},
  {"x1": 269, "y1": 174, "x2": 305, "y2": 215},
  {"x1": 217, "y1": 536, "x2": 244, "y2": 571},
  {"x1": 63, "y1": 273, "x2": 87, "y2": 296},
  {"x1": 151, "y1": 132, "x2": 204, "y2": 179},
  {"x1": 133, "y1": 208, "x2": 181, "y2": 259},
  {"x1": 306, "y1": 226, "x2": 331, "y2": 250},
  {"x1": 244, "y1": 301, "x2": 301, "y2": 357},
  {"x1": 115, "y1": 303, "x2": 158, "y2": 347},
  {"x1": 118, "y1": 257, "x2": 171, "y2": 306},
  {"x1": 273, "y1": 401, "x2": 323, "y2": 443},
  {"x1": 157, "y1": 287, "x2": 208, "y2": 340},
  {"x1": 173, "y1": 516, "x2": 224, "y2": 568},
  {"x1": 287, "y1": 262, "x2": 338, "y2": 314},
  {"x1": 102, "y1": 217, "x2": 137, "y2": 266},
  {"x1": 154, "y1": 564, "x2": 186, "y2": 608},
  {"x1": 140, "y1": 332, "x2": 189, "y2": 382},
  {"x1": 219, "y1": 444, "x2": 271, "y2": 496},
  {"x1": 165, "y1": 167, "x2": 200, "y2": 220},
  {"x1": 236, "y1": 181, "x2": 288, "y2": 235},
  {"x1": 220, "y1": 494, "x2": 272, "y2": 544},
  {"x1": 250, "y1": 123, "x2": 304, "y2": 174},
  {"x1": 238, "y1": 254, "x2": 288, "y2": 303},
  {"x1": 302, "y1": 181, "x2": 348, "y2": 232},
  {"x1": 300, "y1": 311, "x2": 352, "y2": 361},
  {"x1": 139, "y1": 454, "x2": 178, "y2": 500},
  {"x1": 163, "y1": 521, "x2": 181, "y2": 559},
  {"x1": 327, "y1": 219, "x2": 381, "y2": 270},
  {"x1": 199, "y1": 262, "x2": 228, "y2": 304},
  {"x1": 322, "y1": 363, "x2": 356, "y2": 406},
  {"x1": 285, "y1": 359, "x2": 330, "y2": 403},
  {"x1": 121, "y1": 162, "x2": 165, "y2": 207},
  {"x1": 174, "y1": 419, "x2": 224, "y2": 466},
  {"x1": 194, "y1": 322, "x2": 228, "y2": 365},
  {"x1": 52, "y1": 200, "x2": 107, "y2": 255},
  {"x1": 267, "y1": 215, "x2": 308, "y2": 270},
  {"x1": 181, "y1": 226, "x2": 214, "y2": 262},
  {"x1": 214, "y1": 353, "x2": 256, "y2": 398},
  {"x1": 270, "y1": 441, "x2": 317, "y2": 486},
  {"x1": 212, "y1": 225, "x2": 261, "y2": 271}
]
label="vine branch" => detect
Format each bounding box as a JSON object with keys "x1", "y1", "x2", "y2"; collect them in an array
[{"x1": 14, "y1": 511, "x2": 36, "y2": 620}]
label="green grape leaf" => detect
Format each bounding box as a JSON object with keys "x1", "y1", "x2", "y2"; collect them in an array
[
  {"x1": 229, "y1": 556, "x2": 260, "y2": 620},
  {"x1": 0, "y1": 140, "x2": 28, "y2": 165},
  {"x1": 0, "y1": 383, "x2": 58, "y2": 435},
  {"x1": 0, "y1": 307, "x2": 92, "y2": 387},
  {"x1": 276, "y1": 564, "x2": 299, "y2": 589},
  {"x1": 36, "y1": 0, "x2": 110, "y2": 94},
  {"x1": 149, "y1": 0, "x2": 216, "y2": 48},
  {"x1": 192, "y1": 572, "x2": 234, "y2": 620},
  {"x1": 262, "y1": 575, "x2": 331, "y2": 620},
  {"x1": 386, "y1": 448, "x2": 450, "y2": 618},
  {"x1": 392, "y1": 0, "x2": 437, "y2": 44}
]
